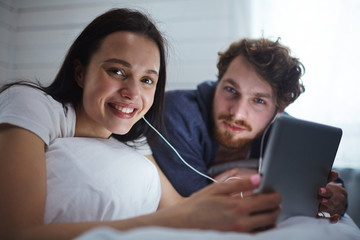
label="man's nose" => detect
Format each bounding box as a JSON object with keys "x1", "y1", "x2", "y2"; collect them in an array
[{"x1": 230, "y1": 99, "x2": 248, "y2": 120}]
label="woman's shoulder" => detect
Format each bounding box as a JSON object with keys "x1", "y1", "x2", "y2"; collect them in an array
[
  {"x1": 1, "y1": 84, "x2": 52, "y2": 106},
  {"x1": 0, "y1": 84, "x2": 69, "y2": 119},
  {"x1": 0, "y1": 83, "x2": 76, "y2": 144}
]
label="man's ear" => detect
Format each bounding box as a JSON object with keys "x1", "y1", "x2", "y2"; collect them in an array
[{"x1": 74, "y1": 60, "x2": 85, "y2": 88}]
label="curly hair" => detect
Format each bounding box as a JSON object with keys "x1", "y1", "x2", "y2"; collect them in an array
[{"x1": 217, "y1": 38, "x2": 305, "y2": 109}]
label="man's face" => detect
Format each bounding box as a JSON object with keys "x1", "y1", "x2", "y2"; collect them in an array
[{"x1": 213, "y1": 55, "x2": 278, "y2": 149}]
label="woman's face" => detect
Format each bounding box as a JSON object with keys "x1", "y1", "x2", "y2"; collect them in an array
[{"x1": 74, "y1": 31, "x2": 160, "y2": 138}]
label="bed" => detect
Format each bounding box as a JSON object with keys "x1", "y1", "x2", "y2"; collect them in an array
[{"x1": 76, "y1": 214, "x2": 360, "y2": 240}]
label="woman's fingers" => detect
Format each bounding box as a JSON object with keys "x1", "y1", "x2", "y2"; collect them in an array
[
  {"x1": 214, "y1": 168, "x2": 258, "y2": 182},
  {"x1": 243, "y1": 192, "x2": 282, "y2": 213},
  {"x1": 185, "y1": 174, "x2": 282, "y2": 232},
  {"x1": 246, "y1": 205, "x2": 281, "y2": 232},
  {"x1": 204, "y1": 174, "x2": 262, "y2": 196}
]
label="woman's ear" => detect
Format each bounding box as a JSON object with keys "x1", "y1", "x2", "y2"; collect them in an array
[{"x1": 74, "y1": 60, "x2": 85, "y2": 88}]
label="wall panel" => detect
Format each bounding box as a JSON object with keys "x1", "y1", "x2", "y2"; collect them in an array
[
  {"x1": 0, "y1": 0, "x2": 16, "y2": 81},
  {"x1": 2, "y1": 0, "x2": 248, "y2": 88}
]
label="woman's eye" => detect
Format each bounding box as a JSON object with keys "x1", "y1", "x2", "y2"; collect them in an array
[
  {"x1": 108, "y1": 68, "x2": 125, "y2": 77},
  {"x1": 142, "y1": 78, "x2": 154, "y2": 85}
]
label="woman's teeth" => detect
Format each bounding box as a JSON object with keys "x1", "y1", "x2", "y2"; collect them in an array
[{"x1": 111, "y1": 104, "x2": 134, "y2": 113}]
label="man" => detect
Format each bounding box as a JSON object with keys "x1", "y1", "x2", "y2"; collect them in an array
[{"x1": 149, "y1": 38, "x2": 347, "y2": 221}]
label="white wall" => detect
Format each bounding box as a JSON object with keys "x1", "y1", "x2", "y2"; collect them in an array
[
  {"x1": 248, "y1": 0, "x2": 360, "y2": 169},
  {"x1": 0, "y1": 0, "x2": 15, "y2": 81},
  {"x1": 0, "y1": 0, "x2": 250, "y2": 90}
]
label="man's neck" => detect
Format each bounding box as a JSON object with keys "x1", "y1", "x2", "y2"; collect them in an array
[{"x1": 213, "y1": 144, "x2": 251, "y2": 165}]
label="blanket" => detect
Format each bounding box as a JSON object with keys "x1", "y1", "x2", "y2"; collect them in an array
[{"x1": 76, "y1": 214, "x2": 360, "y2": 240}]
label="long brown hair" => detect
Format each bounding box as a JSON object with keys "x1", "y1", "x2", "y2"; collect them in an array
[{"x1": 1, "y1": 8, "x2": 168, "y2": 142}]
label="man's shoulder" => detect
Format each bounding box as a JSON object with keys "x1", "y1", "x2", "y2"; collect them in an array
[
  {"x1": 165, "y1": 89, "x2": 198, "y2": 112},
  {"x1": 165, "y1": 81, "x2": 217, "y2": 108},
  {"x1": 166, "y1": 88, "x2": 195, "y2": 99}
]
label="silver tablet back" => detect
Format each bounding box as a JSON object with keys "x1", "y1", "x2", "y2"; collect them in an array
[{"x1": 256, "y1": 114, "x2": 342, "y2": 223}]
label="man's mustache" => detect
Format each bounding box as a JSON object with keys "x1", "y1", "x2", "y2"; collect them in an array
[{"x1": 218, "y1": 115, "x2": 252, "y2": 131}]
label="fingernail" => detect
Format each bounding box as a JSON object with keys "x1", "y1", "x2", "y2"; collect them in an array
[
  {"x1": 320, "y1": 188, "x2": 326, "y2": 194},
  {"x1": 250, "y1": 174, "x2": 261, "y2": 185},
  {"x1": 322, "y1": 198, "x2": 328, "y2": 203}
]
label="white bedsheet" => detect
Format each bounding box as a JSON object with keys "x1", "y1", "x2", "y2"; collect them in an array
[{"x1": 76, "y1": 214, "x2": 360, "y2": 240}]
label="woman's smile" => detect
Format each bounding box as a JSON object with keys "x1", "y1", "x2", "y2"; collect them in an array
[
  {"x1": 74, "y1": 31, "x2": 160, "y2": 137},
  {"x1": 108, "y1": 102, "x2": 138, "y2": 119}
]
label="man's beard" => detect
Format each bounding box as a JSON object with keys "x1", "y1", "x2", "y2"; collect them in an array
[{"x1": 213, "y1": 115, "x2": 266, "y2": 149}]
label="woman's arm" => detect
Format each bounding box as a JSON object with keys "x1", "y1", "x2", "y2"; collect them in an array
[
  {"x1": 0, "y1": 124, "x2": 281, "y2": 240},
  {"x1": 145, "y1": 155, "x2": 184, "y2": 209},
  {"x1": 0, "y1": 124, "x2": 156, "y2": 239},
  {"x1": 0, "y1": 124, "x2": 48, "y2": 238}
]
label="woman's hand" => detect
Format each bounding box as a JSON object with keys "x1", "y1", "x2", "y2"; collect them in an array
[
  {"x1": 214, "y1": 168, "x2": 258, "y2": 182},
  {"x1": 157, "y1": 174, "x2": 281, "y2": 232}
]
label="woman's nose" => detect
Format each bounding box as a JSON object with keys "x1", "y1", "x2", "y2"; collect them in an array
[{"x1": 119, "y1": 78, "x2": 140, "y2": 100}]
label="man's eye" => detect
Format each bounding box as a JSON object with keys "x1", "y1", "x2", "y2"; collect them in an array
[
  {"x1": 255, "y1": 98, "x2": 265, "y2": 104},
  {"x1": 225, "y1": 87, "x2": 237, "y2": 94}
]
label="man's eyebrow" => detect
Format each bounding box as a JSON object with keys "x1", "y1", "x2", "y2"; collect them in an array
[
  {"x1": 224, "y1": 78, "x2": 273, "y2": 98},
  {"x1": 104, "y1": 58, "x2": 159, "y2": 76},
  {"x1": 253, "y1": 92, "x2": 272, "y2": 99},
  {"x1": 223, "y1": 78, "x2": 239, "y2": 88}
]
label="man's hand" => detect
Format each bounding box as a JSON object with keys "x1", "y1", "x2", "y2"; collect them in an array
[{"x1": 317, "y1": 171, "x2": 348, "y2": 223}]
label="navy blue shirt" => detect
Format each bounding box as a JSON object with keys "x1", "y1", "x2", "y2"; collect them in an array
[{"x1": 149, "y1": 81, "x2": 262, "y2": 196}]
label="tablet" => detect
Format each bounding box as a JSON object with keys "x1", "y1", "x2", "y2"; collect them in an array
[{"x1": 254, "y1": 114, "x2": 342, "y2": 223}]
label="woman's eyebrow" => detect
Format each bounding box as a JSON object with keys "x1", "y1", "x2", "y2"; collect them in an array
[
  {"x1": 104, "y1": 58, "x2": 131, "y2": 67},
  {"x1": 104, "y1": 58, "x2": 159, "y2": 76}
]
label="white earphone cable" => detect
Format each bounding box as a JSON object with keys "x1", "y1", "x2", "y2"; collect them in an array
[{"x1": 142, "y1": 116, "x2": 217, "y2": 183}]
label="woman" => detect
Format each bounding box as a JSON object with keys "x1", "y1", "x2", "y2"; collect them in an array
[{"x1": 0, "y1": 8, "x2": 281, "y2": 239}]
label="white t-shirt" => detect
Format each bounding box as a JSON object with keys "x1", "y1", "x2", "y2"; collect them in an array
[
  {"x1": 0, "y1": 85, "x2": 161, "y2": 222},
  {"x1": 0, "y1": 84, "x2": 75, "y2": 144}
]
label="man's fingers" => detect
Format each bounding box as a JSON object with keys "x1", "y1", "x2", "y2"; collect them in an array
[
  {"x1": 318, "y1": 187, "x2": 332, "y2": 198},
  {"x1": 318, "y1": 202, "x2": 330, "y2": 213},
  {"x1": 328, "y1": 170, "x2": 338, "y2": 182},
  {"x1": 317, "y1": 212, "x2": 341, "y2": 223},
  {"x1": 329, "y1": 214, "x2": 341, "y2": 223}
]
